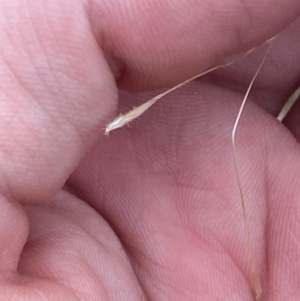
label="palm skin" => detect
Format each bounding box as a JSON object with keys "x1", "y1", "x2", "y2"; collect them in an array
[{"x1": 0, "y1": 1, "x2": 299, "y2": 300}]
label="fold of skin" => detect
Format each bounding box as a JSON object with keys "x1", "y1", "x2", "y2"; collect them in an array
[{"x1": 0, "y1": 0, "x2": 299, "y2": 300}]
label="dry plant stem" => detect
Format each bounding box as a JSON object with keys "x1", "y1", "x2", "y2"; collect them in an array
[
  {"x1": 277, "y1": 86, "x2": 300, "y2": 122},
  {"x1": 231, "y1": 43, "x2": 272, "y2": 301}
]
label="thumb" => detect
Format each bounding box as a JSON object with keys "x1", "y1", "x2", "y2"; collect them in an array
[
  {"x1": 0, "y1": 0, "x2": 118, "y2": 203},
  {"x1": 0, "y1": 0, "x2": 118, "y2": 279}
]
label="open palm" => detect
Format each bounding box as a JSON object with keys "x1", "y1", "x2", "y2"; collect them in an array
[{"x1": 1, "y1": 1, "x2": 300, "y2": 300}]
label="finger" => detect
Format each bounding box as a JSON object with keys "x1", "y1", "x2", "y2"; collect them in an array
[
  {"x1": 0, "y1": 0, "x2": 118, "y2": 203},
  {"x1": 206, "y1": 17, "x2": 300, "y2": 117},
  {"x1": 6, "y1": 191, "x2": 143, "y2": 301},
  {"x1": 0, "y1": 0, "x2": 120, "y2": 285},
  {"x1": 90, "y1": 0, "x2": 300, "y2": 89}
]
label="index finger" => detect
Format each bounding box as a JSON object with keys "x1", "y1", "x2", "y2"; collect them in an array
[{"x1": 90, "y1": 0, "x2": 300, "y2": 89}]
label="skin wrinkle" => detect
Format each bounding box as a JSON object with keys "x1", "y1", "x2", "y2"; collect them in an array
[
  {"x1": 195, "y1": 220, "x2": 248, "y2": 283},
  {"x1": 8, "y1": 77, "x2": 61, "y2": 148},
  {"x1": 129, "y1": 250, "x2": 180, "y2": 300},
  {"x1": 23, "y1": 213, "x2": 119, "y2": 300},
  {"x1": 123, "y1": 143, "x2": 250, "y2": 296},
  {"x1": 22, "y1": 9, "x2": 68, "y2": 105},
  {"x1": 8, "y1": 35, "x2": 62, "y2": 114},
  {"x1": 0, "y1": 18, "x2": 60, "y2": 132},
  {"x1": 0, "y1": 63, "x2": 61, "y2": 193},
  {"x1": 23, "y1": 0, "x2": 45, "y2": 55}
]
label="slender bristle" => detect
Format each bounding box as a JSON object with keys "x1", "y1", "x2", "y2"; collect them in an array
[{"x1": 231, "y1": 42, "x2": 272, "y2": 301}]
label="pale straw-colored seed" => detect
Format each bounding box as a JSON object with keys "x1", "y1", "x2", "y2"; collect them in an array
[{"x1": 104, "y1": 64, "x2": 228, "y2": 135}]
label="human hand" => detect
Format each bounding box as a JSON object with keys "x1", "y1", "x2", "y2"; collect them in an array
[{"x1": 1, "y1": 1, "x2": 300, "y2": 300}]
